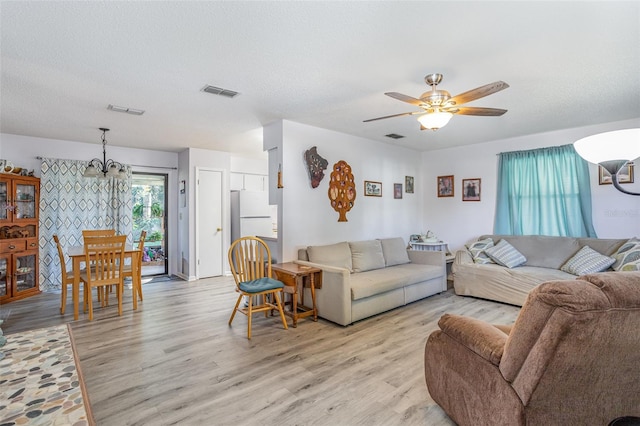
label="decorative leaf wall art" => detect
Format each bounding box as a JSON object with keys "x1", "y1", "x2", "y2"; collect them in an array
[{"x1": 328, "y1": 160, "x2": 356, "y2": 222}]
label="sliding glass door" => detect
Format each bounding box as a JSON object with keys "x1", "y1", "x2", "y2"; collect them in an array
[{"x1": 132, "y1": 173, "x2": 168, "y2": 276}]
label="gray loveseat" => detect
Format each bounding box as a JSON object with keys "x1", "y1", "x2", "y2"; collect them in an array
[
  {"x1": 452, "y1": 234, "x2": 627, "y2": 306},
  {"x1": 296, "y1": 237, "x2": 446, "y2": 326}
]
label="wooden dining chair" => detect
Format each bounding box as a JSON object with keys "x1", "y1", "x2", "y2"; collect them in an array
[
  {"x1": 228, "y1": 236, "x2": 288, "y2": 339},
  {"x1": 53, "y1": 235, "x2": 75, "y2": 315},
  {"x1": 80, "y1": 235, "x2": 126, "y2": 321},
  {"x1": 122, "y1": 230, "x2": 146, "y2": 302},
  {"x1": 82, "y1": 229, "x2": 116, "y2": 237}
]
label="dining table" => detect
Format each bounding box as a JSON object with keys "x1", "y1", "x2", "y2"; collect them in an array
[{"x1": 67, "y1": 244, "x2": 141, "y2": 320}]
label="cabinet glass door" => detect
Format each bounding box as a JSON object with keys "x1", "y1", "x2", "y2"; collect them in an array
[
  {"x1": 15, "y1": 252, "x2": 37, "y2": 294},
  {"x1": 0, "y1": 180, "x2": 8, "y2": 222},
  {"x1": 15, "y1": 182, "x2": 37, "y2": 220},
  {"x1": 0, "y1": 255, "x2": 8, "y2": 298}
]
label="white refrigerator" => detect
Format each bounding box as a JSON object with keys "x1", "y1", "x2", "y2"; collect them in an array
[{"x1": 230, "y1": 190, "x2": 274, "y2": 242}]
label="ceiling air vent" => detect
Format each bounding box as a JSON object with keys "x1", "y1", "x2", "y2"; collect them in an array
[
  {"x1": 385, "y1": 133, "x2": 405, "y2": 139},
  {"x1": 107, "y1": 104, "x2": 145, "y2": 115},
  {"x1": 202, "y1": 85, "x2": 239, "y2": 98}
]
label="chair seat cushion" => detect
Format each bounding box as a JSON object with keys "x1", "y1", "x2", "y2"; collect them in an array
[{"x1": 239, "y1": 277, "x2": 284, "y2": 293}]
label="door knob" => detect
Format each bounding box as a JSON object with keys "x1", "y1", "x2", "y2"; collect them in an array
[{"x1": 217, "y1": 227, "x2": 222, "y2": 232}]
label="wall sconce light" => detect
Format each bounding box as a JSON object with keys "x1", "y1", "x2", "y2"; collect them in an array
[{"x1": 574, "y1": 128, "x2": 640, "y2": 196}]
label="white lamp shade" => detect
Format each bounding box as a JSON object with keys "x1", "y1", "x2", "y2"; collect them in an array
[
  {"x1": 83, "y1": 165, "x2": 98, "y2": 177},
  {"x1": 118, "y1": 169, "x2": 128, "y2": 179},
  {"x1": 418, "y1": 112, "x2": 453, "y2": 130},
  {"x1": 573, "y1": 128, "x2": 640, "y2": 164},
  {"x1": 107, "y1": 164, "x2": 120, "y2": 177}
]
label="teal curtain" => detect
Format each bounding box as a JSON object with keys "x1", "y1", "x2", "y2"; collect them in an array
[{"x1": 494, "y1": 144, "x2": 596, "y2": 237}]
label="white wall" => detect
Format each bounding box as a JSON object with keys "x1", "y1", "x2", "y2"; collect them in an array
[
  {"x1": 184, "y1": 148, "x2": 231, "y2": 279},
  {"x1": 422, "y1": 118, "x2": 640, "y2": 252},
  {"x1": 1, "y1": 133, "x2": 181, "y2": 275},
  {"x1": 266, "y1": 121, "x2": 424, "y2": 262}
]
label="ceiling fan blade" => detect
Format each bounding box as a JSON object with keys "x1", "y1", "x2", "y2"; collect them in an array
[
  {"x1": 363, "y1": 111, "x2": 421, "y2": 122},
  {"x1": 448, "y1": 106, "x2": 508, "y2": 116},
  {"x1": 446, "y1": 81, "x2": 509, "y2": 106},
  {"x1": 385, "y1": 92, "x2": 425, "y2": 107}
]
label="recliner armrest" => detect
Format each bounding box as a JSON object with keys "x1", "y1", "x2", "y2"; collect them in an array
[{"x1": 438, "y1": 314, "x2": 509, "y2": 366}]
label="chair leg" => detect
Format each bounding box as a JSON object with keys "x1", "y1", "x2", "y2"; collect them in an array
[
  {"x1": 273, "y1": 291, "x2": 288, "y2": 330},
  {"x1": 60, "y1": 283, "x2": 67, "y2": 315},
  {"x1": 117, "y1": 283, "x2": 123, "y2": 316},
  {"x1": 229, "y1": 294, "x2": 243, "y2": 325},
  {"x1": 88, "y1": 286, "x2": 94, "y2": 321},
  {"x1": 247, "y1": 296, "x2": 253, "y2": 340}
]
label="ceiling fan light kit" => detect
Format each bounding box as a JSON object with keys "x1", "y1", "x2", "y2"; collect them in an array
[
  {"x1": 574, "y1": 128, "x2": 640, "y2": 196},
  {"x1": 417, "y1": 111, "x2": 453, "y2": 131},
  {"x1": 365, "y1": 73, "x2": 509, "y2": 131}
]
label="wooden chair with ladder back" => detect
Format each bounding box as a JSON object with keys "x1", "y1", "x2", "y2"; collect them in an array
[{"x1": 228, "y1": 236, "x2": 288, "y2": 339}]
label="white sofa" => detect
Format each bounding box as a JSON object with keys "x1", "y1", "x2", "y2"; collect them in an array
[
  {"x1": 452, "y1": 234, "x2": 628, "y2": 306},
  {"x1": 295, "y1": 237, "x2": 446, "y2": 326}
]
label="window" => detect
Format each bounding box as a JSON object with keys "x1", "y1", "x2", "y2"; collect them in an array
[{"x1": 494, "y1": 144, "x2": 596, "y2": 237}]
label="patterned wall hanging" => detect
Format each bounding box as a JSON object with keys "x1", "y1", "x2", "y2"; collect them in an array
[
  {"x1": 304, "y1": 146, "x2": 328, "y2": 188},
  {"x1": 328, "y1": 160, "x2": 355, "y2": 222}
]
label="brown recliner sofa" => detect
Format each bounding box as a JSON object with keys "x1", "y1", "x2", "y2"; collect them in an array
[{"x1": 424, "y1": 271, "x2": 640, "y2": 425}]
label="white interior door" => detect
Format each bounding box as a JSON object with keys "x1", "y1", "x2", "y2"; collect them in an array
[{"x1": 197, "y1": 169, "x2": 223, "y2": 278}]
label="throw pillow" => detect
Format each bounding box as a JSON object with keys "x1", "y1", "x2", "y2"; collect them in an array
[
  {"x1": 485, "y1": 239, "x2": 527, "y2": 268},
  {"x1": 611, "y1": 238, "x2": 640, "y2": 271},
  {"x1": 307, "y1": 241, "x2": 353, "y2": 272},
  {"x1": 466, "y1": 238, "x2": 496, "y2": 264},
  {"x1": 560, "y1": 245, "x2": 616, "y2": 275},
  {"x1": 349, "y1": 240, "x2": 386, "y2": 272},
  {"x1": 379, "y1": 237, "x2": 410, "y2": 267}
]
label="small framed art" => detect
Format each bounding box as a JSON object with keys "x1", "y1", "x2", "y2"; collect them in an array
[
  {"x1": 462, "y1": 178, "x2": 481, "y2": 201},
  {"x1": 437, "y1": 175, "x2": 454, "y2": 197},
  {"x1": 364, "y1": 180, "x2": 382, "y2": 197},
  {"x1": 599, "y1": 163, "x2": 634, "y2": 185},
  {"x1": 405, "y1": 176, "x2": 414, "y2": 193},
  {"x1": 394, "y1": 183, "x2": 402, "y2": 199}
]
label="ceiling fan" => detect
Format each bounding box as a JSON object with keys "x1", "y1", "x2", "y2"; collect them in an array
[{"x1": 364, "y1": 73, "x2": 509, "y2": 131}]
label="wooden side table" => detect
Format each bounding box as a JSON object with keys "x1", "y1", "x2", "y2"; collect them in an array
[{"x1": 271, "y1": 262, "x2": 321, "y2": 327}]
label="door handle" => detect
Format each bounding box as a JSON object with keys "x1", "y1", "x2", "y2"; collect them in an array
[{"x1": 216, "y1": 227, "x2": 222, "y2": 232}]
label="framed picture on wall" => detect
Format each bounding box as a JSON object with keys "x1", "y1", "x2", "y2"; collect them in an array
[
  {"x1": 405, "y1": 176, "x2": 414, "y2": 193},
  {"x1": 364, "y1": 180, "x2": 382, "y2": 197},
  {"x1": 598, "y1": 163, "x2": 634, "y2": 185},
  {"x1": 462, "y1": 178, "x2": 481, "y2": 201},
  {"x1": 394, "y1": 183, "x2": 402, "y2": 199},
  {"x1": 437, "y1": 175, "x2": 454, "y2": 197}
]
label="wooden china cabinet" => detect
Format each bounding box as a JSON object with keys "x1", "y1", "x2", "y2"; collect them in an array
[{"x1": 0, "y1": 174, "x2": 40, "y2": 302}]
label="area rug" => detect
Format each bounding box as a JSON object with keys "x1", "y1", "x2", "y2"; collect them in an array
[{"x1": 0, "y1": 324, "x2": 94, "y2": 425}]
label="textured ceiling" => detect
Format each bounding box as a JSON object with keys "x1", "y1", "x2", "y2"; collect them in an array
[{"x1": 1, "y1": 1, "x2": 639, "y2": 157}]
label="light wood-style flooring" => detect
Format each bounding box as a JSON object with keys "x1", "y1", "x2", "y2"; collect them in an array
[{"x1": 1, "y1": 276, "x2": 520, "y2": 426}]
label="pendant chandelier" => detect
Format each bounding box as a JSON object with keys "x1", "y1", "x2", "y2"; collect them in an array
[{"x1": 83, "y1": 127, "x2": 127, "y2": 180}]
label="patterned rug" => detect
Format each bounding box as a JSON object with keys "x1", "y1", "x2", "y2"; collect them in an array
[{"x1": 0, "y1": 324, "x2": 94, "y2": 425}]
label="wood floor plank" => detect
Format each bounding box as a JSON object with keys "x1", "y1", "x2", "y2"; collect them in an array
[{"x1": 1, "y1": 275, "x2": 520, "y2": 425}]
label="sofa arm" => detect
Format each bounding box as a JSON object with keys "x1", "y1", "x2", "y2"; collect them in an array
[
  {"x1": 437, "y1": 314, "x2": 508, "y2": 366},
  {"x1": 294, "y1": 260, "x2": 352, "y2": 326},
  {"x1": 455, "y1": 249, "x2": 473, "y2": 265}
]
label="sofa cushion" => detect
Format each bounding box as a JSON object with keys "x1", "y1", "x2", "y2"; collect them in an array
[
  {"x1": 307, "y1": 241, "x2": 353, "y2": 272},
  {"x1": 350, "y1": 263, "x2": 442, "y2": 300},
  {"x1": 612, "y1": 238, "x2": 640, "y2": 271},
  {"x1": 349, "y1": 240, "x2": 386, "y2": 272},
  {"x1": 560, "y1": 246, "x2": 615, "y2": 275},
  {"x1": 485, "y1": 239, "x2": 527, "y2": 268},
  {"x1": 466, "y1": 238, "x2": 496, "y2": 264},
  {"x1": 379, "y1": 237, "x2": 410, "y2": 267}
]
